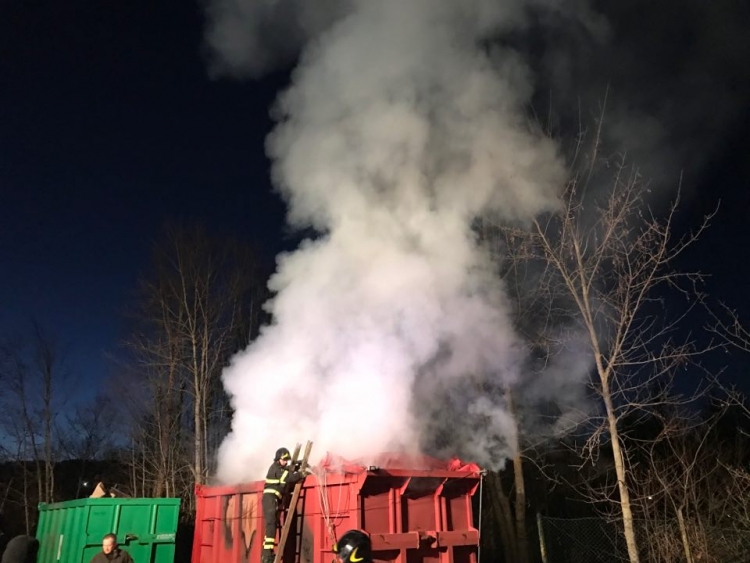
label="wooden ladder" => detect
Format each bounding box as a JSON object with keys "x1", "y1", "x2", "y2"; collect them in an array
[{"x1": 274, "y1": 440, "x2": 313, "y2": 563}]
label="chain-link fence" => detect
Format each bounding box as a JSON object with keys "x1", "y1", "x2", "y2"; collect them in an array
[
  {"x1": 538, "y1": 516, "x2": 627, "y2": 563},
  {"x1": 536, "y1": 516, "x2": 750, "y2": 563}
]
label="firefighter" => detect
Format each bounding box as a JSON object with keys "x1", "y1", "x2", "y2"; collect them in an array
[
  {"x1": 262, "y1": 447, "x2": 309, "y2": 563},
  {"x1": 333, "y1": 530, "x2": 373, "y2": 563}
]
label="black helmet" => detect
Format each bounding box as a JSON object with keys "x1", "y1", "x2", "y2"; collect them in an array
[
  {"x1": 275, "y1": 447, "x2": 291, "y2": 461},
  {"x1": 334, "y1": 530, "x2": 372, "y2": 563}
]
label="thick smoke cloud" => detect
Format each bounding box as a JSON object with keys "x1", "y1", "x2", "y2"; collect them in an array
[
  {"x1": 202, "y1": 0, "x2": 749, "y2": 483},
  {"x1": 207, "y1": 0, "x2": 588, "y2": 483}
]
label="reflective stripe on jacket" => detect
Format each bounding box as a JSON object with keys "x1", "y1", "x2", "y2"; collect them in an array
[{"x1": 263, "y1": 461, "x2": 304, "y2": 498}]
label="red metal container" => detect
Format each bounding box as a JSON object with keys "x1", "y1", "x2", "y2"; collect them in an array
[{"x1": 192, "y1": 453, "x2": 482, "y2": 563}]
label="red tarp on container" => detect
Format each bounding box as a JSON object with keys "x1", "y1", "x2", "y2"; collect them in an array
[
  {"x1": 192, "y1": 453, "x2": 482, "y2": 563},
  {"x1": 317, "y1": 453, "x2": 482, "y2": 475}
]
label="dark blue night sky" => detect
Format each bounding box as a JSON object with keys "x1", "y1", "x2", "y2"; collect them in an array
[
  {"x1": 0, "y1": 0, "x2": 296, "y2": 401},
  {"x1": 2, "y1": 0, "x2": 750, "y2": 406}
]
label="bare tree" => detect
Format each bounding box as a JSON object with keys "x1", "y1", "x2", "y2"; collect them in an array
[
  {"x1": 29, "y1": 320, "x2": 68, "y2": 503},
  {"x1": 628, "y1": 397, "x2": 750, "y2": 563},
  {"x1": 0, "y1": 405, "x2": 35, "y2": 533},
  {"x1": 56, "y1": 395, "x2": 121, "y2": 497},
  {"x1": 477, "y1": 220, "x2": 588, "y2": 563},
  {"x1": 495, "y1": 138, "x2": 715, "y2": 562},
  {"x1": 706, "y1": 303, "x2": 750, "y2": 354},
  {"x1": 122, "y1": 221, "x2": 264, "y2": 497},
  {"x1": 118, "y1": 328, "x2": 190, "y2": 498},
  {"x1": 0, "y1": 322, "x2": 70, "y2": 505},
  {"x1": 0, "y1": 336, "x2": 42, "y2": 508}
]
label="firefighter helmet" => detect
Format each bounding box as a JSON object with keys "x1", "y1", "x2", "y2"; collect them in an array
[
  {"x1": 333, "y1": 530, "x2": 372, "y2": 563},
  {"x1": 275, "y1": 447, "x2": 291, "y2": 461}
]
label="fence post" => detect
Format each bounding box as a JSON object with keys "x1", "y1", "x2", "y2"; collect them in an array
[{"x1": 536, "y1": 513, "x2": 548, "y2": 563}]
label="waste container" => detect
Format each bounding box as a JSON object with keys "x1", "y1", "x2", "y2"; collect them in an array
[
  {"x1": 192, "y1": 452, "x2": 481, "y2": 563},
  {"x1": 36, "y1": 497, "x2": 181, "y2": 563}
]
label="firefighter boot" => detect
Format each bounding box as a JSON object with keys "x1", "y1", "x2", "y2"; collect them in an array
[{"x1": 262, "y1": 552, "x2": 276, "y2": 563}]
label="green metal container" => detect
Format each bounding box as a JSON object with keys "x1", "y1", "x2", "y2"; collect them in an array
[{"x1": 35, "y1": 497, "x2": 181, "y2": 563}]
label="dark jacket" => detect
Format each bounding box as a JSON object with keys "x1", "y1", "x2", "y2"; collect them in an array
[
  {"x1": 89, "y1": 548, "x2": 134, "y2": 563},
  {"x1": 1, "y1": 535, "x2": 39, "y2": 563},
  {"x1": 263, "y1": 461, "x2": 305, "y2": 499}
]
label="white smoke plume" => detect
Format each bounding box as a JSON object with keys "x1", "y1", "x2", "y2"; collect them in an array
[
  {"x1": 205, "y1": 0, "x2": 604, "y2": 484},
  {"x1": 202, "y1": 0, "x2": 350, "y2": 79}
]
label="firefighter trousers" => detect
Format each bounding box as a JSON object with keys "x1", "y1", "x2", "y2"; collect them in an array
[{"x1": 262, "y1": 493, "x2": 279, "y2": 562}]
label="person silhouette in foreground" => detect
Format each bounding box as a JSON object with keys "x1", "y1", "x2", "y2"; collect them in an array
[{"x1": 0, "y1": 534, "x2": 39, "y2": 563}]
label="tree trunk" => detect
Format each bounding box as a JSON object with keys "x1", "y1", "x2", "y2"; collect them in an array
[
  {"x1": 512, "y1": 450, "x2": 529, "y2": 563},
  {"x1": 191, "y1": 325, "x2": 206, "y2": 485},
  {"x1": 488, "y1": 471, "x2": 517, "y2": 563},
  {"x1": 142, "y1": 445, "x2": 147, "y2": 496},
  {"x1": 22, "y1": 460, "x2": 30, "y2": 534},
  {"x1": 35, "y1": 457, "x2": 43, "y2": 504},
  {"x1": 676, "y1": 506, "x2": 694, "y2": 563},
  {"x1": 202, "y1": 385, "x2": 210, "y2": 477},
  {"x1": 194, "y1": 386, "x2": 204, "y2": 484},
  {"x1": 44, "y1": 360, "x2": 54, "y2": 503},
  {"x1": 130, "y1": 439, "x2": 138, "y2": 497},
  {"x1": 603, "y1": 385, "x2": 640, "y2": 563},
  {"x1": 507, "y1": 391, "x2": 529, "y2": 563},
  {"x1": 17, "y1": 376, "x2": 43, "y2": 505}
]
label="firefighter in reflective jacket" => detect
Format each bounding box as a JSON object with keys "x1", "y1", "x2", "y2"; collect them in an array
[{"x1": 262, "y1": 447, "x2": 309, "y2": 563}]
